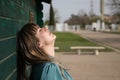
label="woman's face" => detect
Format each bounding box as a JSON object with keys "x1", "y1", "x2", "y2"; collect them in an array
[{"x1": 35, "y1": 27, "x2": 56, "y2": 47}]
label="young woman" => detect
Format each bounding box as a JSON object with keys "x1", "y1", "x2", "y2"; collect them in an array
[{"x1": 17, "y1": 23, "x2": 73, "y2": 80}]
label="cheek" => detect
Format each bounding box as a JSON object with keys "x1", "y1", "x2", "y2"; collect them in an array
[
  {"x1": 42, "y1": 35, "x2": 55, "y2": 44},
  {"x1": 38, "y1": 34, "x2": 50, "y2": 43}
]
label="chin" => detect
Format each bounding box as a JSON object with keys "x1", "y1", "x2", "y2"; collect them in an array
[{"x1": 53, "y1": 35, "x2": 56, "y2": 40}]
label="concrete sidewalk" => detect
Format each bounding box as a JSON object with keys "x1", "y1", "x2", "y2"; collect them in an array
[{"x1": 56, "y1": 52, "x2": 120, "y2": 80}]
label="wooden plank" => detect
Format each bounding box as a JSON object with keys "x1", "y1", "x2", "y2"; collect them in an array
[
  {"x1": 0, "y1": 38, "x2": 16, "y2": 60},
  {"x1": 0, "y1": 55, "x2": 16, "y2": 80}
]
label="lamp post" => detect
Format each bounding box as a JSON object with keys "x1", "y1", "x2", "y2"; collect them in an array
[{"x1": 100, "y1": 0, "x2": 104, "y2": 31}]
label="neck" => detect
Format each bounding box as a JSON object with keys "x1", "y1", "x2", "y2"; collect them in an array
[{"x1": 42, "y1": 45, "x2": 55, "y2": 57}]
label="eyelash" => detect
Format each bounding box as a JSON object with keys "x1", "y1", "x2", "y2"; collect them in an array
[{"x1": 39, "y1": 29, "x2": 42, "y2": 32}]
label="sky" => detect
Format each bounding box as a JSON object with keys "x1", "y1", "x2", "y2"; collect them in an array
[{"x1": 42, "y1": 0, "x2": 110, "y2": 23}]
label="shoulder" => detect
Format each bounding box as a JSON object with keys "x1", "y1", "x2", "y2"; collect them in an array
[
  {"x1": 40, "y1": 62, "x2": 63, "y2": 80},
  {"x1": 41, "y1": 62, "x2": 74, "y2": 80},
  {"x1": 30, "y1": 62, "x2": 60, "y2": 80},
  {"x1": 30, "y1": 62, "x2": 73, "y2": 80}
]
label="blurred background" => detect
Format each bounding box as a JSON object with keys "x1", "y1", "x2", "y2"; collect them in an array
[
  {"x1": 0, "y1": 0, "x2": 120, "y2": 80},
  {"x1": 42, "y1": 0, "x2": 120, "y2": 32}
]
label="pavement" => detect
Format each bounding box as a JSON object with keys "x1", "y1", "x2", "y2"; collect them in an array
[{"x1": 56, "y1": 30, "x2": 120, "y2": 80}]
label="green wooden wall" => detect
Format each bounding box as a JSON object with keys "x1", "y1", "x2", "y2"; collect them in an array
[{"x1": 0, "y1": 0, "x2": 43, "y2": 79}]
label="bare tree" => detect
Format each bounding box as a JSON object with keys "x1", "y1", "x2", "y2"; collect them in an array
[
  {"x1": 107, "y1": 0, "x2": 120, "y2": 23},
  {"x1": 108, "y1": 0, "x2": 120, "y2": 14},
  {"x1": 64, "y1": 12, "x2": 90, "y2": 29}
]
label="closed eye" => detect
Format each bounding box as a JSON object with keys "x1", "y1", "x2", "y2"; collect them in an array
[
  {"x1": 36, "y1": 28, "x2": 42, "y2": 34},
  {"x1": 39, "y1": 29, "x2": 42, "y2": 32}
]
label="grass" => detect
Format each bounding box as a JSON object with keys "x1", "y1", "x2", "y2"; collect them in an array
[{"x1": 54, "y1": 32, "x2": 106, "y2": 52}]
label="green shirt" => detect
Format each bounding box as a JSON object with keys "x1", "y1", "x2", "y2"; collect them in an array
[{"x1": 30, "y1": 62, "x2": 73, "y2": 80}]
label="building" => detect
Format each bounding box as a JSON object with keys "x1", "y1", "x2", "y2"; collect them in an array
[{"x1": 0, "y1": 0, "x2": 51, "y2": 79}]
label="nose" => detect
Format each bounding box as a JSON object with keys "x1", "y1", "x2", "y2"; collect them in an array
[{"x1": 43, "y1": 27, "x2": 48, "y2": 31}]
